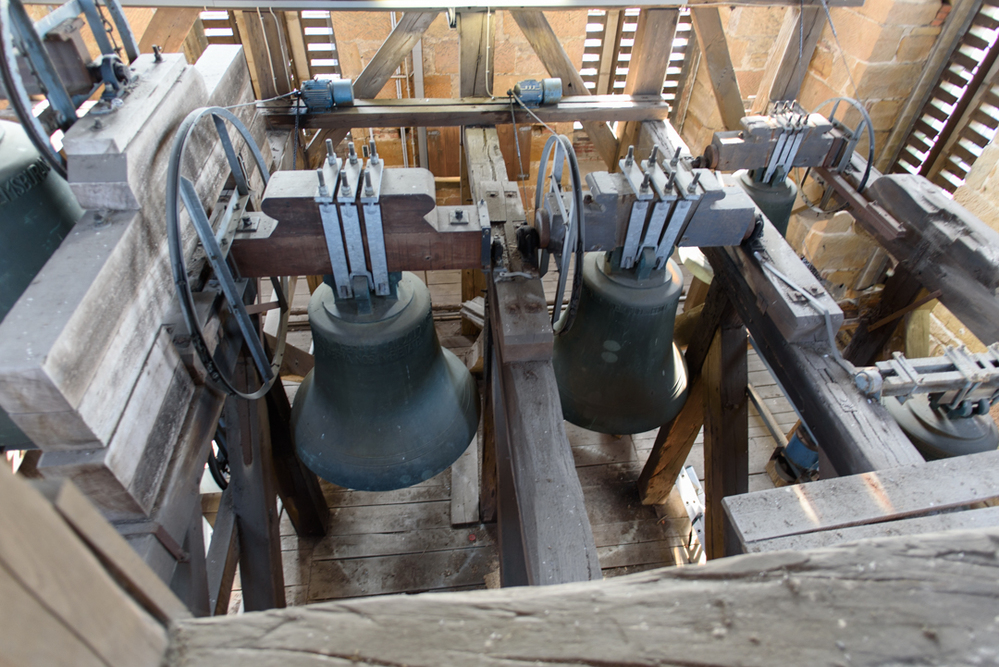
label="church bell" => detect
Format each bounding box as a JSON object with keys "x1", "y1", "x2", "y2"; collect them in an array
[
  {"x1": 553, "y1": 252, "x2": 688, "y2": 435},
  {"x1": 291, "y1": 272, "x2": 479, "y2": 491}
]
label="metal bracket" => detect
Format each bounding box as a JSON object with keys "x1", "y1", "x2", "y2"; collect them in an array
[
  {"x1": 316, "y1": 146, "x2": 353, "y2": 300},
  {"x1": 360, "y1": 142, "x2": 390, "y2": 296},
  {"x1": 618, "y1": 146, "x2": 656, "y2": 269},
  {"x1": 640, "y1": 149, "x2": 703, "y2": 268},
  {"x1": 337, "y1": 141, "x2": 372, "y2": 293},
  {"x1": 855, "y1": 344, "x2": 999, "y2": 415}
]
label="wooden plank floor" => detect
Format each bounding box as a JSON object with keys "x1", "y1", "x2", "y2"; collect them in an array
[{"x1": 227, "y1": 268, "x2": 789, "y2": 609}]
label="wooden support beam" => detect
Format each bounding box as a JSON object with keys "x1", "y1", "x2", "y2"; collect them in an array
[
  {"x1": 0, "y1": 468, "x2": 169, "y2": 667},
  {"x1": 32, "y1": 478, "x2": 191, "y2": 624},
  {"x1": 262, "y1": 95, "x2": 672, "y2": 130},
  {"x1": 264, "y1": 368, "x2": 328, "y2": 537},
  {"x1": 458, "y1": 10, "x2": 494, "y2": 97},
  {"x1": 230, "y1": 168, "x2": 484, "y2": 277},
  {"x1": 469, "y1": 127, "x2": 600, "y2": 585},
  {"x1": 510, "y1": 10, "x2": 619, "y2": 169},
  {"x1": 480, "y1": 368, "x2": 498, "y2": 524},
  {"x1": 169, "y1": 501, "x2": 210, "y2": 616},
  {"x1": 702, "y1": 308, "x2": 747, "y2": 559},
  {"x1": 637, "y1": 281, "x2": 730, "y2": 505},
  {"x1": 725, "y1": 450, "x2": 999, "y2": 553},
  {"x1": 238, "y1": 10, "x2": 293, "y2": 100},
  {"x1": 226, "y1": 357, "x2": 285, "y2": 611},
  {"x1": 842, "y1": 263, "x2": 923, "y2": 366},
  {"x1": 690, "y1": 7, "x2": 744, "y2": 131},
  {"x1": 838, "y1": 170, "x2": 999, "y2": 346},
  {"x1": 750, "y1": 6, "x2": 823, "y2": 113},
  {"x1": 595, "y1": 10, "x2": 623, "y2": 95},
  {"x1": 702, "y1": 224, "x2": 924, "y2": 477},
  {"x1": 307, "y1": 11, "x2": 438, "y2": 166},
  {"x1": 283, "y1": 10, "x2": 312, "y2": 87},
  {"x1": 615, "y1": 9, "x2": 679, "y2": 165},
  {"x1": 167, "y1": 528, "x2": 999, "y2": 667},
  {"x1": 137, "y1": 8, "x2": 206, "y2": 63},
  {"x1": 205, "y1": 486, "x2": 239, "y2": 616}
]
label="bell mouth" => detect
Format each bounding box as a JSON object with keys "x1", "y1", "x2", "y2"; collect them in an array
[{"x1": 323, "y1": 273, "x2": 416, "y2": 324}]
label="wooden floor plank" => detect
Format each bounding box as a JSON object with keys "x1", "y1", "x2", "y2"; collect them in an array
[
  {"x1": 282, "y1": 311, "x2": 794, "y2": 605},
  {"x1": 748, "y1": 506, "x2": 999, "y2": 553},
  {"x1": 597, "y1": 540, "x2": 680, "y2": 569},
  {"x1": 322, "y1": 483, "x2": 452, "y2": 508},
  {"x1": 726, "y1": 451, "x2": 999, "y2": 547},
  {"x1": 325, "y1": 501, "x2": 453, "y2": 536},
  {"x1": 312, "y1": 526, "x2": 496, "y2": 561},
  {"x1": 308, "y1": 547, "x2": 496, "y2": 600},
  {"x1": 571, "y1": 440, "x2": 638, "y2": 467},
  {"x1": 590, "y1": 520, "x2": 673, "y2": 548}
]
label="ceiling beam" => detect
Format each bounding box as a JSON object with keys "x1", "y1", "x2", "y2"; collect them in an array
[
  {"x1": 615, "y1": 8, "x2": 679, "y2": 165},
  {"x1": 750, "y1": 6, "x2": 824, "y2": 114},
  {"x1": 690, "y1": 7, "x2": 744, "y2": 132},
  {"x1": 458, "y1": 10, "x2": 494, "y2": 97},
  {"x1": 262, "y1": 95, "x2": 671, "y2": 129}
]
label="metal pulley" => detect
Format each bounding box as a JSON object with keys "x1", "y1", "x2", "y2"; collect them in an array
[
  {"x1": 532, "y1": 133, "x2": 585, "y2": 332},
  {"x1": 165, "y1": 106, "x2": 290, "y2": 400}
]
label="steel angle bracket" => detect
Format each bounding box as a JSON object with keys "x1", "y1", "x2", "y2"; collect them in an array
[
  {"x1": 360, "y1": 149, "x2": 390, "y2": 296},
  {"x1": 337, "y1": 142, "x2": 372, "y2": 293},
  {"x1": 315, "y1": 153, "x2": 352, "y2": 299},
  {"x1": 645, "y1": 156, "x2": 704, "y2": 267},
  {"x1": 642, "y1": 155, "x2": 676, "y2": 267},
  {"x1": 618, "y1": 146, "x2": 656, "y2": 269}
]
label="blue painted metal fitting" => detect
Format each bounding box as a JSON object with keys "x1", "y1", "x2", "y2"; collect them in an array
[
  {"x1": 300, "y1": 78, "x2": 354, "y2": 112},
  {"x1": 514, "y1": 77, "x2": 563, "y2": 107}
]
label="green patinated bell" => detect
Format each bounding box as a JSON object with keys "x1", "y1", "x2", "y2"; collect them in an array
[
  {"x1": 735, "y1": 169, "x2": 798, "y2": 237},
  {"x1": 885, "y1": 394, "x2": 999, "y2": 461},
  {"x1": 291, "y1": 272, "x2": 479, "y2": 491},
  {"x1": 553, "y1": 252, "x2": 688, "y2": 435},
  {"x1": 0, "y1": 121, "x2": 84, "y2": 449}
]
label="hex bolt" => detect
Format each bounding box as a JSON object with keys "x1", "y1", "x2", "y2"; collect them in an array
[
  {"x1": 625, "y1": 145, "x2": 635, "y2": 167},
  {"x1": 316, "y1": 168, "x2": 327, "y2": 194},
  {"x1": 152, "y1": 45, "x2": 163, "y2": 63},
  {"x1": 641, "y1": 170, "x2": 651, "y2": 191},
  {"x1": 649, "y1": 145, "x2": 659, "y2": 164},
  {"x1": 670, "y1": 147, "x2": 681, "y2": 168},
  {"x1": 348, "y1": 141, "x2": 358, "y2": 165},
  {"x1": 369, "y1": 139, "x2": 379, "y2": 165},
  {"x1": 687, "y1": 172, "x2": 702, "y2": 193},
  {"x1": 364, "y1": 169, "x2": 374, "y2": 196},
  {"x1": 325, "y1": 138, "x2": 335, "y2": 164}
]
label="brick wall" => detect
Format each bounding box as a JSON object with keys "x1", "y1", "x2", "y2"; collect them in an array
[{"x1": 797, "y1": 0, "x2": 945, "y2": 161}]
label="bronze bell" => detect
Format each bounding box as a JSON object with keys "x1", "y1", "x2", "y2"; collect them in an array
[
  {"x1": 553, "y1": 252, "x2": 688, "y2": 434},
  {"x1": 291, "y1": 272, "x2": 479, "y2": 491}
]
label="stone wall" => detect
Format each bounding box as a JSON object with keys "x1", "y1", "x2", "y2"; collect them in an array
[{"x1": 797, "y1": 0, "x2": 947, "y2": 162}]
